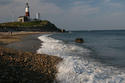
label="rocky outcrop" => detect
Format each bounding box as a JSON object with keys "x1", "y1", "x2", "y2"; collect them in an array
[{"x1": 75, "y1": 38, "x2": 84, "y2": 43}]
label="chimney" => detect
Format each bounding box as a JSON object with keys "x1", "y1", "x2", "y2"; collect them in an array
[{"x1": 36, "y1": 12, "x2": 40, "y2": 20}]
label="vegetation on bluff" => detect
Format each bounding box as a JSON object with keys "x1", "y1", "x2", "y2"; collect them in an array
[
  {"x1": 0, "y1": 20, "x2": 51, "y2": 27},
  {"x1": 0, "y1": 20, "x2": 63, "y2": 32}
]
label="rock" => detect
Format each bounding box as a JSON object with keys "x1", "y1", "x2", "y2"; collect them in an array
[
  {"x1": 75, "y1": 38, "x2": 84, "y2": 43},
  {"x1": 24, "y1": 58, "x2": 28, "y2": 62},
  {"x1": 0, "y1": 52, "x2": 3, "y2": 56},
  {"x1": 22, "y1": 78, "x2": 28, "y2": 82},
  {"x1": 61, "y1": 29, "x2": 66, "y2": 32}
]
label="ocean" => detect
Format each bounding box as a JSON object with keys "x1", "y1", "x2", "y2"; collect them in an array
[{"x1": 37, "y1": 30, "x2": 125, "y2": 83}]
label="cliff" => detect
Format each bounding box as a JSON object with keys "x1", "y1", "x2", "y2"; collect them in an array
[{"x1": 0, "y1": 20, "x2": 64, "y2": 32}]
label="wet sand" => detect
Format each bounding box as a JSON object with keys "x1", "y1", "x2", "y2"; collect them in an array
[{"x1": 6, "y1": 34, "x2": 42, "y2": 53}]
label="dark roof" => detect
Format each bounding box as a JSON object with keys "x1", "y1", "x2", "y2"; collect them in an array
[{"x1": 18, "y1": 16, "x2": 27, "y2": 18}]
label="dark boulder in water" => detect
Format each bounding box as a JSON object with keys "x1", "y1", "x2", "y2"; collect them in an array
[{"x1": 75, "y1": 38, "x2": 84, "y2": 43}]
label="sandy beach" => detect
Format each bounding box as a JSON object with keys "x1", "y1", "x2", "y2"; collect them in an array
[
  {"x1": 0, "y1": 32, "x2": 41, "y2": 45},
  {"x1": 6, "y1": 33, "x2": 42, "y2": 53},
  {"x1": 0, "y1": 32, "x2": 62, "y2": 83}
]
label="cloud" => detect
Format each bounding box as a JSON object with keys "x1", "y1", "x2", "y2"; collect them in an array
[
  {"x1": 0, "y1": 0, "x2": 14, "y2": 5},
  {"x1": 0, "y1": 0, "x2": 125, "y2": 30},
  {"x1": 70, "y1": 4, "x2": 99, "y2": 16}
]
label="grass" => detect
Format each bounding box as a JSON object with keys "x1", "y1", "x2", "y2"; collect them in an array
[{"x1": 0, "y1": 20, "x2": 50, "y2": 27}]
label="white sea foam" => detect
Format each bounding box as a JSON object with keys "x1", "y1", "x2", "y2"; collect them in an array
[{"x1": 37, "y1": 34, "x2": 125, "y2": 83}]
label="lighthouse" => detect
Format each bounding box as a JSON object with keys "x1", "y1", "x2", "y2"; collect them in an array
[
  {"x1": 18, "y1": 1, "x2": 31, "y2": 22},
  {"x1": 25, "y1": 2, "x2": 30, "y2": 17},
  {"x1": 18, "y1": 0, "x2": 42, "y2": 22}
]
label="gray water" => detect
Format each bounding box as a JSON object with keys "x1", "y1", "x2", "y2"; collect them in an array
[
  {"x1": 51, "y1": 30, "x2": 125, "y2": 68},
  {"x1": 37, "y1": 30, "x2": 125, "y2": 83}
]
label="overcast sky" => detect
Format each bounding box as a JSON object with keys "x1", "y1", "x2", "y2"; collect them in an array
[{"x1": 0, "y1": 0, "x2": 125, "y2": 30}]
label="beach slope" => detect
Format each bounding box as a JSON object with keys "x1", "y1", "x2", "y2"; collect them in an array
[{"x1": 0, "y1": 32, "x2": 62, "y2": 83}]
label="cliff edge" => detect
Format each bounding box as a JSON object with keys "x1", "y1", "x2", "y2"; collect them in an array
[{"x1": 0, "y1": 20, "x2": 64, "y2": 32}]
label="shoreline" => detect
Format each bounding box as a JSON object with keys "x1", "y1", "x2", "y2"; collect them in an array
[
  {"x1": 0, "y1": 32, "x2": 41, "y2": 45},
  {"x1": 6, "y1": 33, "x2": 42, "y2": 53},
  {"x1": 0, "y1": 32, "x2": 62, "y2": 83}
]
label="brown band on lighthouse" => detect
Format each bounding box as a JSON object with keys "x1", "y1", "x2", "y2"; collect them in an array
[{"x1": 25, "y1": 12, "x2": 30, "y2": 17}]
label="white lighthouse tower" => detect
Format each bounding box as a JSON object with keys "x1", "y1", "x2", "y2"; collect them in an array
[{"x1": 25, "y1": 2, "x2": 30, "y2": 17}]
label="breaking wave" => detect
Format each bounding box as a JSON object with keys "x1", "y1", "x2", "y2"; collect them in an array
[{"x1": 37, "y1": 34, "x2": 125, "y2": 83}]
